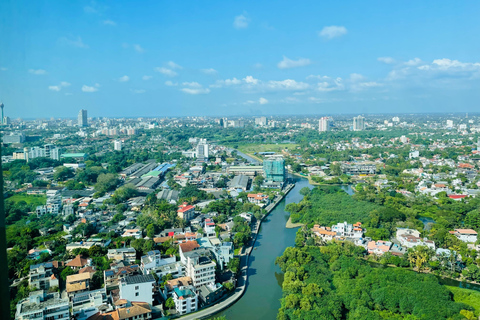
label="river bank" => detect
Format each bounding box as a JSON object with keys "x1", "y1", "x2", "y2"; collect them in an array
[
  {"x1": 212, "y1": 175, "x2": 312, "y2": 320},
  {"x1": 178, "y1": 182, "x2": 296, "y2": 320}
]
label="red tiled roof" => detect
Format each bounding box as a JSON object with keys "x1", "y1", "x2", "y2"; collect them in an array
[
  {"x1": 66, "y1": 255, "x2": 88, "y2": 268},
  {"x1": 179, "y1": 240, "x2": 200, "y2": 253}
]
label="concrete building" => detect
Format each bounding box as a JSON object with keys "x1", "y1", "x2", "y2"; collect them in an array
[
  {"x1": 353, "y1": 115, "x2": 365, "y2": 131},
  {"x1": 16, "y1": 291, "x2": 69, "y2": 320},
  {"x1": 196, "y1": 142, "x2": 209, "y2": 161},
  {"x1": 318, "y1": 117, "x2": 331, "y2": 132},
  {"x1": 71, "y1": 288, "x2": 109, "y2": 316},
  {"x1": 263, "y1": 156, "x2": 286, "y2": 182},
  {"x1": 119, "y1": 274, "x2": 156, "y2": 305},
  {"x1": 140, "y1": 250, "x2": 176, "y2": 275},
  {"x1": 114, "y1": 140, "x2": 123, "y2": 151},
  {"x1": 173, "y1": 286, "x2": 198, "y2": 315},
  {"x1": 451, "y1": 229, "x2": 478, "y2": 243},
  {"x1": 78, "y1": 109, "x2": 88, "y2": 127},
  {"x1": 178, "y1": 202, "x2": 195, "y2": 221},
  {"x1": 28, "y1": 262, "x2": 59, "y2": 290},
  {"x1": 3, "y1": 131, "x2": 26, "y2": 144},
  {"x1": 184, "y1": 249, "x2": 216, "y2": 287},
  {"x1": 107, "y1": 248, "x2": 137, "y2": 264},
  {"x1": 255, "y1": 116, "x2": 267, "y2": 127}
]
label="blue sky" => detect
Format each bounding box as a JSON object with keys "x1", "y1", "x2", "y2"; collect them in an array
[{"x1": 1, "y1": 0, "x2": 480, "y2": 119}]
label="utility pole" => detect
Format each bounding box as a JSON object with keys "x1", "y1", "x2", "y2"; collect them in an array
[{"x1": 0, "y1": 142, "x2": 11, "y2": 317}]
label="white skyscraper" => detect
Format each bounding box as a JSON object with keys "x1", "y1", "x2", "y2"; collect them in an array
[
  {"x1": 78, "y1": 109, "x2": 88, "y2": 127},
  {"x1": 353, "y1": 115, "x2": 365, "y2": 131},
  {"x1": 318, "y1": 117, "x2": 331, "y2": 132},
  {"x1": 255, "y1": 117, "x2": 268, "y2": 126},
  {"x1": 446, "y1": 120, "x2": 454, "y2": 128},
  {"x1": 114, "y1": 140, "x2": 122, "y2": 151}
]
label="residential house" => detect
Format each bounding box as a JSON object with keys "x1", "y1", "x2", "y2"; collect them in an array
[
  {"x1": 311, "y1": 225, "x2": 336, "y2": 242},
  {"x1": 173, "y1": 286, "x2": 198, "y2": 315},
  {"x1": 450, "y1": 229, "x2": 478, "y2": 243},
  {"x1": 119, "y1": 275, "x2": 156, "y2": 305},
  {"x1": 122, "y1": 229, "x2": 142, "y2": 239},
  {"x1": 107, "y1": 248, "x2": 137, "y2": 264},
  {"x1": 367, "y1": 240, "x2": 392, "y2": 255},
  {"x1": 204, "y1": 218, "x2": 216, "y2": 237},
  {"x1": 140, "y1": 250, "x2": 176, "y2": 275},
  {"x1": 71, "y1": 288, "x2": 110, "y2": 316},
  {"x1": 15, "y1": 291, "x2": 70, "y2": 320},
  {"x1": 184, "y1": 249, "x2": 216, "y2": 287},
  {"x1": 28, "y1": 262, "x2": 59, "y2": 290},
  {"x1": 66, "y1": 255, "x2": 90, "y2": 270},
  {"x1": 104, "y1": 264, "x2": 140, "y2": 290},
  {"x1": 66, "y1": 272, "x2": 94, "y2": 298},
  {"x1": 178, "y1": 202, "x2": 195, "y2": 221},
  {"x1": 89, "y1": 302, "x2": 152, "y2": 320}
]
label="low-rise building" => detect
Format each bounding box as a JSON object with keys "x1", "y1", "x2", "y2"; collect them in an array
[
  {"x1": 71, "y1": 288, "x2": 109, "y2": 316},
  {"x1": 28, "y1": 262, "x2": 59, "y2": 290},
  {"x1": 450, "y1": 229, "x2": 478, "y2": 243},
  {"x1": 140, "y1": 250, "x2": 176, "y2": 275},
  {"x1": 119, "y1": 274, "x2": 156, "y2": 305},
  {"x1": 104, "y1": 264, "x2": 140, "y2": 290},
  {"x1": 178, "y1": 202, "x2": 195, "y2": 221},
  {"x1": 107, "y1": 247, "x2": 137, "y2": 264},
  {"x1": 173, "y1": 286, "x2": 198, "y2": 315},
  {"x1": 66, "y1": 272, "x2": 94, "y2": 297},
  {"x1": 367, "y1": 240, "x2": 392, "y2": 255},
  {"x1": 122, "y1": 229, "x2": 142, "y2": 239},
  {"x1": 184, "y1": 249, "x2": 216, "y2": 287},
  {"x1": 16, "y1": 291, "x2": 69, "y2": 320}
]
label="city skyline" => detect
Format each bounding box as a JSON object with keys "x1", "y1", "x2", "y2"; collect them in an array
[{"x1": 1, "y1": 1, "x2": 480, "y2": 118}]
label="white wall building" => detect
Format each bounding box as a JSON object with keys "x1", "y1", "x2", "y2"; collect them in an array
[
  {"x1": 16, "y1": 291, "x2": 70, "y2": 320},
  {"x1": 173, "y1": 286, "x2": 198, "y2": 315},
  {"x1": 119, "y1": 275, "x2": 156, "y2": 306},
  {"x1": 114, "y1": 140, "x2": 123, "y2": 151},
  {"x1": 140, "y1": 250, "x2": 176, "y2": 275}
]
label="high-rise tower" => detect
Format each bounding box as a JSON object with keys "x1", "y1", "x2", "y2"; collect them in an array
[
  {"x1": 78, "y1": 109, "x2": 88, "y2": 127},
  {"x1": 0, "y1": 102, "x2": 4, "y2": 125}
]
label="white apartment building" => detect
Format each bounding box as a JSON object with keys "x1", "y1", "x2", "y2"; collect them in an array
[
  {"x1": 173, "y1": 286, "x2": 198, "y2": 315},
  {"x1": 140, "y1": 250, "x2": 176, "y2": 275},
  {"x1": 184, "y1": 250, "x2": 216, "y2": 287},
  {"x1": 16, "y1": 291, "x2": 70, "y2": 320},
  {"x1": 331, "y1": 221, "x2": 364, "y2": 239},
  {"x1": 107, "y1": 247, "x2": 137, "y2": 264},
  {"x1": 119, "y1": 275, "x2": 156, "y2": 306},
  {"x1": 29, "y1": 262, "x2": 59, "y2": 291}
]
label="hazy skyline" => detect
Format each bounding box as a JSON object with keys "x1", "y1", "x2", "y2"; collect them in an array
[{"x1": 1, "y1": 1, "x2": 480, "y2": 119}]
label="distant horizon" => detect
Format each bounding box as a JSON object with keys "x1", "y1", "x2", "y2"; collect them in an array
[{"x1": 7, "y1": 111, "x2": 480, "y2": 122}]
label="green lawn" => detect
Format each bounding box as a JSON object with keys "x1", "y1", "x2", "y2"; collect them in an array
[
  {"x1": 237, "y1": 143, "x2": 299, "y2": 155},
  {"x1": 446, "y1": 285, "x2": 480, "y2": 316},
  {"x1": 6, "y1": 193, "x2": 46, "y2": 206}
]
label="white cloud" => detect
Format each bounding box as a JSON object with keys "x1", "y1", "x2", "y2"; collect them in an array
[
  {"x1": 133, "y1": 44, "x2": 144, "y2": 53},
  {"x1": 181, "y1": 88, "x2": 210, "y2": 95},
  {"x1": 210, "y1": 77, "x2": 242, "y2": 88},
  {"x1": 29, "y1": 69, "x2": 47, "y2": 75},
  {"x1": 103, "y1": 20, "x2": 116, "y2": 26},
  {"x1": 378, "y1": 57, "x2": 396, "y2": 64},
  {"x1": 350, "y1": 73, "x2": 365, "y2": 82},
  {"x1": 319, "y1": 26, "x2": 347, "y2": 39},
  {"x1": 201, "y1": 68, "x2": 218, "y2": 75},
  {"x1": 59, "y1": 36, "x2": 89, "y2": 48},
  {"x1": 118, "y1": 75, "x2": 130, "y2": 82},
  {"x1": 307, "y1": 75, "x2": 331, "y2": 80},
  {"x1": 142, "y1": 75, "x2": 152, "y2": 80},
  {"x1": 404, "y1": 58, "x2": 422, "y2": 66},
  {"x1": 265, "y1": 79, "x2": 309, "y2": 91},
  {"x1": 48, "y1": 81, "x2": 71, "y2": 92},
  {"x1": 82, "y1": 85, "x2": 98, "y2": 92},
  {"x1": 182, "y1": 82, "x2": 202, "y2": 88},
  {"x1": 155, "y1": 67, "x2": 177, "y2": 77},
  {"x1": 233, "y1": 14, "x2": 249, "y2": 29},
  {"x1": 259, "y1": 97, "x2": 268, "y2": 105},
  {"x1": 131, "y1": 89, "x2": 146, "y2": 94},
  {"x1": 277, "y1": 56, "x2": 311, "y2": 69},
  {"x1": 165, "y1": 81, "x2": 178, "y2": 86},
  {"x1": 419, "y1": 58, "x2": 480, "y2": 72},
  {"x1": 167, "y1": 61, "x2": 182, "y2": 69},
  {"x1": 317, "y1": 77, "x2": 345, "y2": 92},
  {"x1": 244, "y1": 75, "x2": 259, "y2": 85}
]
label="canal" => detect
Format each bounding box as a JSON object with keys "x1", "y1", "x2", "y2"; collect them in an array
[{"x1": 213, "y1": 175, "x2": 313, "y2": 320}]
